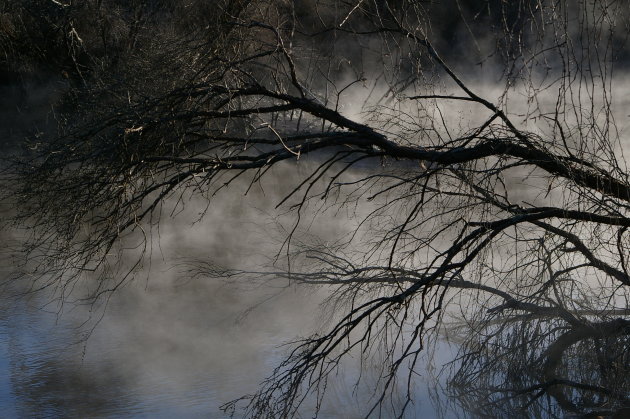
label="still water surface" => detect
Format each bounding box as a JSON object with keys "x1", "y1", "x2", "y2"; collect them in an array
[
  {"x1": 0, "y1": 178, "x2": 461, "y2": 418},
  {"x1": 0, "y1": 274, "x2": 456, "y2": 418}
]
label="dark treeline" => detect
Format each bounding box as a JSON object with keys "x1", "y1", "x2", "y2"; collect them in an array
[
  {"x1": 1, "y1": 0, "x2": 248, "y2": 147},
  {"x1": 0, "y1": 0, "x2": 553, "y2": 103}
]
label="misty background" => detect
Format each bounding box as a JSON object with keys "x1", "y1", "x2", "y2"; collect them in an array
[
  {"x1": 0, "y1": 169, "x2": 461, "y2": 418},
  {"x1": 2, "y1": 1, "x2": 630, "y2": 418}
]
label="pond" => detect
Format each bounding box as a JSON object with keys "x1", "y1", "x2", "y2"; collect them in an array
[
  {"x1": 0, "y1": 270, "x2": 460, "y2": 418},
  {"x1": 0, "y1": 201, "x2": 460, "y2": 418}
]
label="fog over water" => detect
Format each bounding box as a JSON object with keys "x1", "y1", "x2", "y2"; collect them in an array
[
  {"x1": 0, "y1": 165, "x2": 461, "y2": 418},
  {"x1": 3, "y1": 6, "x2": 630, "y2": 412},
  {"x1": 3, "y1": 78, "x2": 630, "y2": 417},
  {"x1": 0, "y1": 271, "x2": 318, "y2": 417}
]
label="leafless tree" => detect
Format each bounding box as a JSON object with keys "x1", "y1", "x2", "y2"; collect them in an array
[{"x1": 4, "y1": 0, "x2": 630, "y2": 417}]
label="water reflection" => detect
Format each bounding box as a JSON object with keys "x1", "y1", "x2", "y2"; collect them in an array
[
  {"x1": 4, "y1": 196, "x2": 629, "y2": 418},
  {"x1": 0, "y1": 272, "x2": 322, "y2": 418},
  {"x1": 0, "y1": 251, "x2": 471, "y2": 419}
]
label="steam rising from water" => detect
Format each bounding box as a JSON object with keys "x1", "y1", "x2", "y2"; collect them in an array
[
  {"x1": 0, "y1": 147, "x2": 466, "y2": 417},
  {"x1": 0, "y1": 183, "x2": 325, "y2": 417},
  {"x1": 0, "y1": 151, "x2": 452, "y2": 417},
  {"x1": 2, "y1": 27, "x2": 629, "y2": 414}
]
